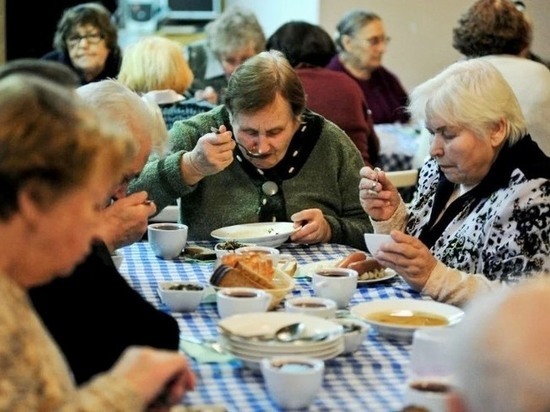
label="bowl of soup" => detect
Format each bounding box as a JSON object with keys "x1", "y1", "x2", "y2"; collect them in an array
[{"x1": 349, "y1": 298, "x2": 464, "y2": 340}]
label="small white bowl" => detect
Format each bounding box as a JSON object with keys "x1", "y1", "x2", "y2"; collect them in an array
[
  {"x1": 261, "y1": 356, "x2": 325, "y2": 409},
  {"x1": 334, "y1": 318, "x2": 370, "y2": 354},
  {"x1": 364, "y1": 233, "x2": 393, "y2": 256},
  {"x1": 157, "y1": 281, "x2": 206, "y2": 312},
  {"x1": 235, "y1": 245, "x2": 280, "y2": 256},
  {"x1": 214, "y1": 241, "x2": 255, "y2": 259},
  {"x1": 285, "y1": 296, "x2": 337, "y2": 318}
]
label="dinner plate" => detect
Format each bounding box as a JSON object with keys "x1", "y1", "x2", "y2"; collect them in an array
[
  {"x1": 218, "y1": 312, "x2": 343, "y2": 343},
  {"x1": 229, "y1": 341, "x2": 345, "y2": 371},
  {"x1": 298, "y1": 259, "x2": 398, "y2": 284},
  {"x1": 219, "y1": 335, "x2": 342, "y2": 356},
  {"x1": 350, "y1": 298, "x2": 464, "y2": 340},
  {"x1": 210, "y1": 222, "x2": 297, "y2": 247}
]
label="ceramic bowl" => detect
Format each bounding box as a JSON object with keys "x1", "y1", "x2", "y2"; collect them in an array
[
  {"x1": 334, "y1": 318, "x2": 370, "y2": 354},
  {"x1": 157, "y1": 281, "x2": 206, "y2": 312},
  {"x1": 214, "y1": 241, "x2": 256, "y2": 259},
  {"x1": 261, "y1": 356, "x2": 325, "y2": 409},
  {"x1": 363, "y1": 233, "x2": 393, "y2": 256},
  {"x1": 284, "y1": 296, "x2": 337, "y2": 318}
]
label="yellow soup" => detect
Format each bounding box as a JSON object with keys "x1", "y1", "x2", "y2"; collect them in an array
[{"x1": 366, "y1": 310, "x2": 449, "y2": 326}]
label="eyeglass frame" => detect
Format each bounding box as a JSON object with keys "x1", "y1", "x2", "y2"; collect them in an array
[
  {"x1": 66, "y1": 32, "x2": 104, "y2": 47},
  {"x1": 354, "y1": 35, "x2": 391, "y2": 47}
]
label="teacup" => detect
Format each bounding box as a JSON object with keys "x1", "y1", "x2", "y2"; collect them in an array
[
  {"x1": 312, "y1": 268, "x2": 358, "y2": 309},
  {"x1": 284, "y1": 296, "x2": 337, "y2": 318},
  {"x1": 261, "y1": 356, "x2": 324, "y2": 409},
  {"x1": 216, "y1": 287, "x2": 272, "y2": 319},
  {"x1": 147, "y1": 223, "x2": 188, "y2": 259},
  {"x1": 235, "y1": 245, "x2": 280, "y2": 256}
]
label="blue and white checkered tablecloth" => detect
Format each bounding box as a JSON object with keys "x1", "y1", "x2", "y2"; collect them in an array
[{"x1": 120, "y1": 241, "x2": 421, "y2": 412}]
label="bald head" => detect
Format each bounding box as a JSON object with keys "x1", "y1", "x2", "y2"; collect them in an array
[{"x1": 450, "y1": 277, "x2": 550, "y2": 412}]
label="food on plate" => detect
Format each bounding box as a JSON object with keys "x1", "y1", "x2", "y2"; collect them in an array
[
  {"x1": 212, "y1": 252, "x2": 276, "y2": 289},
  {"x1": 337, "y1": 252, "x2": 388, "y2": 281},
  {"x1": 365, "y1": 310, "x2": 449, "y2": 326},
  {"x1": 164, "y1": 283, "x2": 204, "y2": 291},
  {"x1": 183, "y1": 245, "x2": 216, "y2": 260}
]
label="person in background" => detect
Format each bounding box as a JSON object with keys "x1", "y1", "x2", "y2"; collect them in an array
[
  {"x1": 359, "y1": 59, "x2": 549, "y2": 307},
  {"x1": 130, "y1": 50, "x2": 372, "y2": 251},
  {"x1": 118, "y1": 35, "x2": 214, "y2": 131},
  {"x1": 448, "y1": 276, "x2": 550, "y2": 412},
  {"x1": 266, "y1": 21, "x2": 380, "y2": 167},
  {"x1": 452, "y1": 0, "x2": 550, "y2": 155},
  {"x1": 185, "y1": 6, "x2": 266, "y2": 105},
  {"x1": 327, "y1": 9, "x2": 409, "y2": 125},
  {"x1": 0, "y1": 74, "x2": 194, "y2": 410},
  {"x1": 27, "y1": 79, "x2": 181, "y2": 385},
  {"x1": 512, "y1": 0, "x2": 550, "y2": 69},
  {"x1": 42, "y1": 2, "x2": 121, "y2": 85}
]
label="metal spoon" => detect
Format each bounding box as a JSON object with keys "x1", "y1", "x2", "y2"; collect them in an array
[
  {"x1": 210, "y1": 127, "x2": 266, "y2": 159},
  {"x1": 218, "y1": 321, "x2": 305, "y2": 342}
]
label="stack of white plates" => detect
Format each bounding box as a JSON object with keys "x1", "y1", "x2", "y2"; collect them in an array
[{"x1": 218, "y1": 312, "x2": 344, "y2": 369}]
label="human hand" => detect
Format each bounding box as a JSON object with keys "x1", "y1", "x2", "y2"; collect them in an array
[
  {"x1": 374, "y1": 230, "x2": 437, "y2": 291},
  {"x1": 182, "y1": 124, "x2": 235, "y2": 185},
  {"x1": 100, "y1": 191, "x2": 156, "y2": 251},
  {"x1": 358, "y1": 166, "x2": 401, "y2": 221},
  {"x1": 290, "y1": 208, "x2": 332, "y2": 245},
  {"x1": 111, "y1": 346, "x2": 195, "y2": 410},
  {"x1": 195, "y1": 86, "x2": 218, "y2": 105}
]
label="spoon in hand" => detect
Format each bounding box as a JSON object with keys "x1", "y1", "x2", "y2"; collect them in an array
[{"x1": 210, "y1": 127, "x2": 266, "y2": 159}]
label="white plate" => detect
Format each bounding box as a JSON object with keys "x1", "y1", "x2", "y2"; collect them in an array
[
  {"x1": 298, "y1": 259, "x2": 398, "y2": 284},
  {"x1": 220, "y1": 335, "x2": 342, "y2": 357},
  {"x1": 218, "y1": 312, "x2": 343, "y2": 344},
  {"x1": 230, "y1": 341, "x2": 345, "y2": 370},
  {"x1": 210, "y1": 222, "x2": 297, "y2": 247},
  {"x1": 350, "y1": 298, "x2": 464, "y2": 340}
]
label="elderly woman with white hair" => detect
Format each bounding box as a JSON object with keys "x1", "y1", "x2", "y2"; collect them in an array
[{"x1": 359, "y1": 58, "x2": 550, "y2": 306}]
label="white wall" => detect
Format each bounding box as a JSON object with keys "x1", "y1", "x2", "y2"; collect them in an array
[
  {"x1": 226, "y1": 0, "x2": 319, "y2": 37},
  {"x1": 226, "y1": 0, "x2": 550, "y2": 91}
]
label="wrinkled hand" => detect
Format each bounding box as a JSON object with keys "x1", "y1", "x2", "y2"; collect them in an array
[
  {"x1": 195, "y1": 86, "x2": 218, "y2": 105},
  {"x1": 100, "y1": 191, "x2": 156, "y2": 251},
  {"x1": 290, "y1": 208, "x2": 332, "y2": 245},
  {"x1": 358, "y1": 166, "x2": 401, "y2": 221},
  {"x1": 111, "y1": 346, "x2": 195, "y2": 411},
  {"x1": 374, "y1": 230, "x2": 437, "y2": 291},
  {"x1": 183, "y1": 125, "x2": 235, "y2": 185}
]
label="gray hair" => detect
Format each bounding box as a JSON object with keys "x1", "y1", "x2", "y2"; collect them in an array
[
  {"x1": 206, "y1": 6, "x2": 265, "y2": 58},
  {"x1": 77, "y1": 79, "x2": 168, "y2": 155},
  {"x1": 225, "y1": 50, "x2": 305, "y2": 120},
  {"x1": 407, "y1": 59, "x2": 526, "y2": 145},
  {"x1": 334, "y1": 9, "x2": 381, "y2": 51}
]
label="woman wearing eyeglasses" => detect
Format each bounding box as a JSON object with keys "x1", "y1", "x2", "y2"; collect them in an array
[
  {"x1": 327, "y1": 9, "x2": 410, "y2": 125},
  {"x1": 42, "y1": 2, "x2": 121, "y2": 85}
]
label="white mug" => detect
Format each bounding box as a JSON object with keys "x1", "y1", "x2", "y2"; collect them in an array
[
  {"x1": 312, "y1": 268, "x2": 358, "y2": 309},
  {"x1": 216, "y1": 287, "x2": 272, "y2": 319},
  {"x1": 147, "y1": 223, "x2": 188, "y2": 259},
  {"x1": 261, "y1": 356, "x2": 325, "y2": 410}
]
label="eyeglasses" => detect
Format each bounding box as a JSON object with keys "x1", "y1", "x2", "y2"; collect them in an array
[
  {"x1": 356, "y1": 35, "x2": 391, "y2": 47},
  {"x1": 67, "y1": 33, "x2": 103, "y2": 47}
]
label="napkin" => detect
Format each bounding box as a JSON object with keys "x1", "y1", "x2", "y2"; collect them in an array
[{"x1": 179, "y1": 336, "x2": 235, "y2": 364}]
